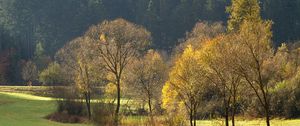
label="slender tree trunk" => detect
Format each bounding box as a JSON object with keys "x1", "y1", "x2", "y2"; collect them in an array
[
  {"x1": 85, "y1": 92, "x2": 91, "y2": 120},
  {"x1": 148, "y1": 96, "x2": 154, "y2": 124},
  {"x1": 231, "y1": 100, "x2": 236, "y2": 126},
  {"x1": 147, "y1": 95, "x2": 155, "y2": 125},
  {"x1": 265, "y1": 105, "x2": 270, "y2": 126},
  {"x1": 88, "y1": 92, "x2": 91, "y2": 119},
  {"x1": 232, "y1": 89, "x2": 237, "y2": 126},
  {"x1": 148, "y1": 96, "x2": 152, "y2": 115},
  {"x1": 224, "y1": 92, "x2": 229, "y2": 126},
  {"x1": 193, "y1": 106, "x2": 197, "y2": 126},
  {"x1": 190, "y1": 111, "x2": 193, "y2": 126},
  {"x1": 225, "y1": 107, "x2": 229, "y2": 126},
  {"x1": 115, "y1": 78, "x2": 121, "y2": 125}
]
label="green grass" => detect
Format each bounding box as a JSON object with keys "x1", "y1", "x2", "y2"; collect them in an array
[
  {"x1": 0, "y1": 86, "x2": 52, "y2": 96},
  {"x1": 1, "y1": 86, "x2": 300, "y2": 126},
  {"x1": 0, "y1": 92, "x2": 88, "y2": 126},
  {"x1": 197, "y1": 119, "x2": 300, "y2": 126}
]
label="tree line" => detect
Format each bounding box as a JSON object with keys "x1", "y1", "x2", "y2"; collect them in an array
[
  {"x1": 0, "y1": 0, "x2": 300, "y2": 84},
  {"x1": 1, "y1": 0, "x2": 300, "y2": 125},
  {"x1": 32, "y1": 0, "x2": 300, "y2": 126}
]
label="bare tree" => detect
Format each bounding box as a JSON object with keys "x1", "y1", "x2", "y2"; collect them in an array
[
  {"x1": 125, "y1": 50, "x2": 167, "y2": 119},
  {"x1": 56, "y1": 37, "x2": 103, "y2": 119},
  {"x1": 201, "y1": 35, "x2": 242, "y2": 126},
  {"x1": 233, "y1": 20, "x2": 273, "y2": 126},
  {"x1": 21, "y1": 60, "x2": 38, "y2": 86},
  {"x1": 84, "y1": 18, "x2": 151, "y2": 124}
]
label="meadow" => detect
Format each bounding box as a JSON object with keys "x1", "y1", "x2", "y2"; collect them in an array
[
  {"x1": 0, "y1": 92, "x2": 86, "y2": 126},
  {"x1": 0, "y1": 86, "x2": 300, "y2": 126}
]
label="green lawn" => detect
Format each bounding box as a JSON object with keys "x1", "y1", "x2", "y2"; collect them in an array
[
  {"x1": 197, "y1": 119, "x2": 300, "y2": 126},
  {"x1": 1, "y1": 86, "x2": 300, "y2": 126},
  {"x1": 0, "y1": 92, "x2": 88, "y2": 126}
]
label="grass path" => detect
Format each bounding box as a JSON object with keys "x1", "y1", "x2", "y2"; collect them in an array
[{"x1": 0, "y1": 92, "x2": 88, "y2": 126}]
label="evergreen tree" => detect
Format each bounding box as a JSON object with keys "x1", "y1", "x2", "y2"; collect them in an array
[{"x1": 227, "y1": 0, "x2": 261, "y2": 31}]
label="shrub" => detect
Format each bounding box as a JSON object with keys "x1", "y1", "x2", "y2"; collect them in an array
[
  {"x1": 46, "y1": 112, "x2": 86, "y2": 123},
  {"x1": 163, "y1": 114, "x2": 186, "y2": 126},
  {"x1": 57, "y1": 99, "x2": 86, "y2": 116},
  {"x1": 92, "y1": 102, "x2": 115, "y2": 126},
  {"x1": 39, "y1": 62, "x2": 65, "y2": 85}
]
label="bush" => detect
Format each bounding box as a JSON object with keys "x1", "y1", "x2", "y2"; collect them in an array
[
  {"x1": 57, "y1": 100, "x2": 86, "y2": 116},
  {"x1": 46, "y1": 112, "x2": 86, "y2": 123},
  {"x1": 92, "y1": 102, "x2": 115, "y2": 126},
  {"x1": 270, "y1": 81, "x2": 300, "y2": 118},
  {"x1": 39, "y1": 62, "x2": 65, "y2": 85},
  {"x1": 46, "y1": 85, "x2": 88, "y2": 123},
  {"x1": 163, "y1": 114, "x2": 186, "y2": 126}
]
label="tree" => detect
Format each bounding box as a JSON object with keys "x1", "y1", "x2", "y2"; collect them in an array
[
  {"x1": 125, "y1": 49, "x2": 167, "y2": 119},
  {"x1": 227, "y1": 0, "x2": 274, "y2": 125},
  {"x1": 39, "y1": 62, "x2": 65, "y2": 85},
  {"x1": 85, "y1": 18, "x2": 151, "y2": 124},
  {"x1": 162, "y1": 45, "x2": 208, "y2": 126},
  {"x1": 21, "y1": 60, "x2": 38, "y2": 86},
  {"x1": 0, "y1": 49, "x2": 13, "y2": 84},
  {"x1": 175, "y1": 21, "x2": 225, "y2": 54},
  {"x1": 56, "y1": 37, "x2": 103, "y2": 119},
  {"x1": 201, "y1": 36, "x2": 242, "y2": 126},
  {"x1": 34, "y1": 42, "x2": 51, "y2": 71},
  {"x1": 233, "y1": 20, "x2": 273, "y2": 126},
  {"x1": 227, "y1": 0, "x2": 261, "y2": 32}
]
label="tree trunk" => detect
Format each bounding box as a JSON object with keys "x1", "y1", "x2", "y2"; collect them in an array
[
  {"x1": 232, "y1": 90, "x2": 237, "y2": 126},
  {"x1": 190, "y1": 111, "x2": 193, "y2": 126},
  {"x1": 224, "y1": 95, "x2": 229, "y2": 126},
  {"x1": 114, "y1": 78, "x2": 121, "y2": 125},
  {"x1": 225, "y1": 108, "x2": 229, "y2": 126},
  {"x1": 193, "y1": 105, "x2": 197, "y2": 126},
  {"x1": 231, "y1": 105, "x2": 236, "y2": 126},
  {"x1": 265, "y1": 105, "x2": 270, "y2": 126},
  {"x1": 85, "y1": 92, "x2": 91, "y2": 120},
  {"x1": 148, "y1": 96, "x2": 154, "y2": 124},
  {"x1": 148, "y1": 96, "x2": 152, "y2": 115}
]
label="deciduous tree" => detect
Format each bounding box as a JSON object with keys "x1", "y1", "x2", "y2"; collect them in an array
[
  {"x1": 84, "y1": 18, "x2": 151, "y2": 124},
  {"x1": 21, "y1": 60, "x2": 38, "y2": 86},
  {"x1": 162, "y1": 45, "x2": 207, "y2": 126},
  {"x1": 201, "y1": 36, "x2": 242, "y2": 126},
  {"x1": 234, "y1": 20, "x2": 273, "y2": 126},
  {"x1": 56, "y1": 37, "x2": 103, "y2": 119},
  {"x1": 126, "y1": 50, "x2": 167, "y2": 119}
]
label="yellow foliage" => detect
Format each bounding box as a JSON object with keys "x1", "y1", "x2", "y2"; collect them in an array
[
  {"x1": 99, "y1": 33, "x2": 106, "y2": 42},
  {"x1": 162, "y1": 44, "x2": 207, "y2": 115},
  {"x1": 161, "y1": 81, "x2": 178, "y2": 110},
  {"x1": 105, "y1": 82, "x2": 117, "y2": 97}
]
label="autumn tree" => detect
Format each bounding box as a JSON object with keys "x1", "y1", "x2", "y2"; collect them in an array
[
  {"x1": 162, "y1": 45, "x2": 208, "y2": 126},
  {"x1": 227, "y1": 0, "x2": 274, "y2": 125},
  {"x1": 21, "y1": 60, "x2": 38, "y2": 86},
  {"x1": 84, "y1": 18, "x2": 151, "y2": 123},
  {"x1": 201, "y1": 36, "x2": 242, "y2": 126},
  {"x1": 175, "y1": 21, "x2": 225, "y2": 53},
  {"x1": 226, "y1": 0, "x2": 261, "y2": 32},
  {"x1": 39, "y1": 62, "x2": 65, "y2": 85},
  {"x1": 126, "y1": 50, "x2": 167, "y2": 119},
  {"x1": 231, "y1": 20, "x2": 273, "y2": 126},
  {"x1": 56, "y1": 37, "x2": 103, "y2": 119}
]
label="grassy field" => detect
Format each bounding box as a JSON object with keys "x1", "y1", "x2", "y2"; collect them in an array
[
  {"x1": 0, "y1": 92, "x2": 88, "y2": 126},
  {"x1": 1, "y1": 86, "x2": 300, "y2": 126},
  {"x1": 196, "y1": 119, "x2": 300, "y2": 126}
]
